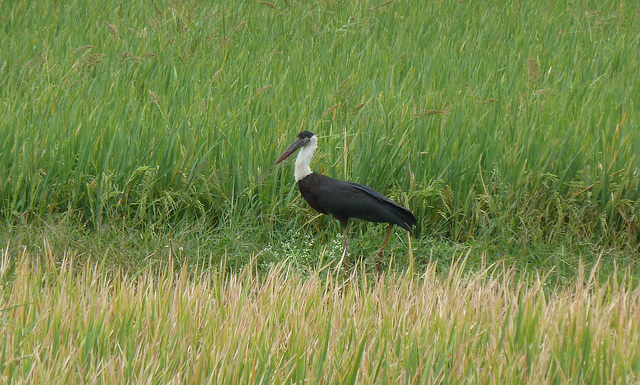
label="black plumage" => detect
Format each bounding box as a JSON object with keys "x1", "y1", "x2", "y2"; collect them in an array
[{"x1": 297, "y1": 173, "x2": 416, "y2": 231}]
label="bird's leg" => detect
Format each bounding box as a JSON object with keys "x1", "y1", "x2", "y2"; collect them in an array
[
  {"x1": 341, "y1": 221, "x2": 350, "y2": 269},
  {"x1": 376, "y1": 224, "x2": 394, "y2": 273}
]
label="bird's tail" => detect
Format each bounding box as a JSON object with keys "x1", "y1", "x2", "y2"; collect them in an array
[{"x1": 392, "y1": 206, "x2": 417, "y2": 232}]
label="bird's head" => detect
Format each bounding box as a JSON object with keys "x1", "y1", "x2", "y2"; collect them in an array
[{"x1": 275, "y1": 131, "x2": 316, "y2": 165}]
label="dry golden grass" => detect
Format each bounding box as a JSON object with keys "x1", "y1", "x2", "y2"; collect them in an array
[{"x1": 1, "y1": 245, "x2": 639, "y2": 384}]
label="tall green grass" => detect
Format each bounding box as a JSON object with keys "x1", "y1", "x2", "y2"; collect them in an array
[
  {"x1": 1, "y1": 1, "x2": 638, "y2": 249},
  {"x1": 1, "y1": 246, "x2": 639, "y2": 383}
]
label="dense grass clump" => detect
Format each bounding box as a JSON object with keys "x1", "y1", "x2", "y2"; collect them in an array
[{"x1": 1, "y1": 1, "x2": 639, "y2": 256}]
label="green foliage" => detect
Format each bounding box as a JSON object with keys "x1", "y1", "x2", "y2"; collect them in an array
[{"x1": 1, "y1": 0, "x2": 638, "y2": 250}]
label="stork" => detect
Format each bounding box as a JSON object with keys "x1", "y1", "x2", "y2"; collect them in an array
[{"x1": 275, "y1": 131, "x2": 416, "y2": 270}]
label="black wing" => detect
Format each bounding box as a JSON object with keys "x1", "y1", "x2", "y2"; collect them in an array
[{"x1": 298, "y1": 173, "x2": 416, "y2": 231}]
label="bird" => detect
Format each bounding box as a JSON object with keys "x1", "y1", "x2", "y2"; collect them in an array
[{"x1": 275, "y1": 131, "x2": 417, "y2": 270}]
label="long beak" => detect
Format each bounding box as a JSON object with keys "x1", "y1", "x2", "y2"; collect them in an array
[{"x1": 275, "y1": 138, "x2": 305, "y2": 165}]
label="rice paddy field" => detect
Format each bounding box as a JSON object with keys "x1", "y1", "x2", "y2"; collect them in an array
[{"x1": 1, "y1": 0, "x2": 639, "y2": 383}]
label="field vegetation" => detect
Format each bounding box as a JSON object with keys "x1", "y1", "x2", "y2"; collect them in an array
[
  {"x1": 2, "y1": 248, "x2": 640, "y2": 384},
  {"x1": 1, "y1": 0, "x2": 639, "y2": 382}
]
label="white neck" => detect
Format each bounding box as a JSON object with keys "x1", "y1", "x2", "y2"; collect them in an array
[{"x1": 294, "y1": 136, "x2": 317, "y2": 181}]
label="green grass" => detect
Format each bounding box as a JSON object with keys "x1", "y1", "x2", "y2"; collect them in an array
[
  {"x1": 1, "y1": 218, "x2": 637, "y2": 286},
  {"x1": 1, "y1": 247, "x2": 640, "y2": 384},
  {"x1": 1, "y1": 0, "x2": 638, "y2": 256}
]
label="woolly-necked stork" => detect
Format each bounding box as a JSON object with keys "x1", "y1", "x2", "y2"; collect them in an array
[{"x1": 275, "y1": 131, "x2": 416, "y2": 269}]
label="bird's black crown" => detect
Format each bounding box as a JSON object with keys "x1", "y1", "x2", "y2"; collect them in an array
[{"x1": 298, "y1": 131, "x2": 315, "y2": 139}]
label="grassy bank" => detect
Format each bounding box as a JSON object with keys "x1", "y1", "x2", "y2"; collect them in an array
[
  {"x1": 1, "y1": 218, "x2": 639, "y2": 286},
  {"x1": 1, "y1": 0, "x2": 639, "y2": 254},
  {"x1": 1, "y1": 247, "x2": 639, "y2": 384}
]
